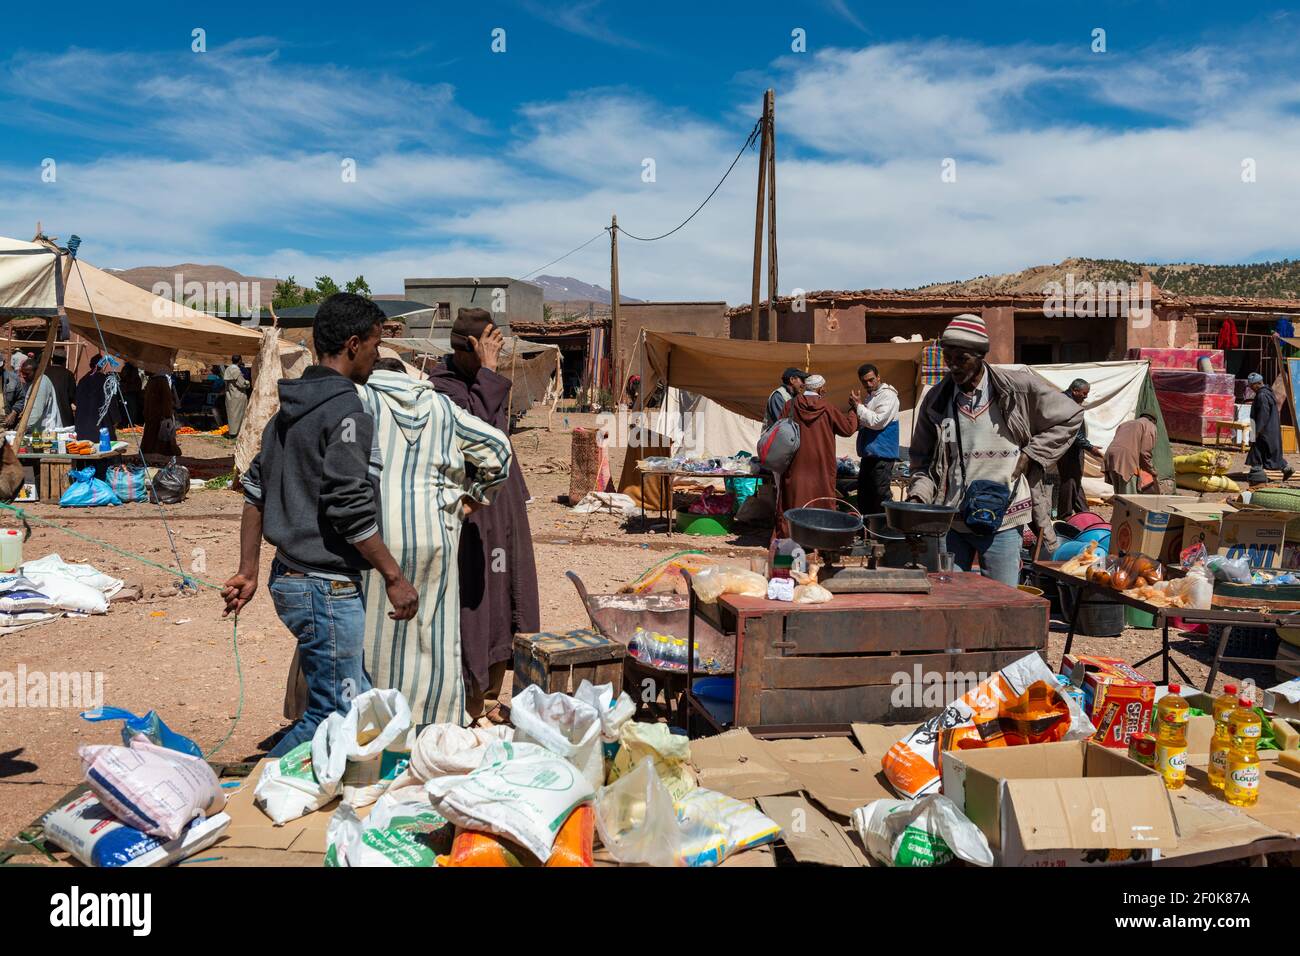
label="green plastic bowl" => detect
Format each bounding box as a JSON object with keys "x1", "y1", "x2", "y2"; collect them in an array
[{"x1": 675, "y1": 509, "x2": 734, "y2": 536}]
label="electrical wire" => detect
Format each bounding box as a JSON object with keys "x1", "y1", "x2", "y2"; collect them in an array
[{"x1": 520, "y1": 229, "x2": 608, "y2": 281}]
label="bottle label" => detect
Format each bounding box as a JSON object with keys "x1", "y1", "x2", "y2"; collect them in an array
[
  {"x1": 1160, "y1": 709, "x2": 1190, "y2": 725},
  {"x1": 1229, "y1": 766, "x2": 1259, "y2": 789},
  {"x1": 1231, "y1": 724, "x2": 1262, "y2": 739},
  {"x1": 1156, "y1": 747, "x2": 1187, "y2": 774},
  {"x1": 1210, "y1": 749, "x2": 1228, "y2": 772}
]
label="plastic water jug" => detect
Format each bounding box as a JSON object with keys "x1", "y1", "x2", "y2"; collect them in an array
[{"x1": 0, "y1": 529, "x2": 22, "y2": 573}]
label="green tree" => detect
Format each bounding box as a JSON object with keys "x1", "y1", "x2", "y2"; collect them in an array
[
  {"x1": 273, "y1": 276, "x2": 304, "y2": 310},
  {"x1": 314, "y1": 276, "x2": 341, "y2": 299},
  {"x1": 344, "y1": 275, "x2": 372, "y2": 297}
]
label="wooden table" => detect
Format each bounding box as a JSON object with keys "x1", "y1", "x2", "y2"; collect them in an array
[
  {"x1": 683, "y1": 571, "x2": 1049, "y2": 735},
  {"x1": 1034, "y1": 560, "x2": 1300, "y2": 689},
  {"x1": 1211, "y1": 419, "x2": 1251, "y2": 453},
  {"x1": 16, "y1": 443, "x2": 128, "y2": 502}
]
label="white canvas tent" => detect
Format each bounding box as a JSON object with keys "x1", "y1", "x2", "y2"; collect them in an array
[
  {"x1": 995, "y1": 360, "x2": 1149, "y2": 453},
  {"x1": 0, "y1": 237, "x2": 61, "y2": 317}
]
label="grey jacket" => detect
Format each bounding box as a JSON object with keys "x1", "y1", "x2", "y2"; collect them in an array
[
  {"x1": 908, "y1": 363, "x2": 1084, "y2": 507},
  {"x1": 243, "y1": 366, "x2": 381, "y2": 578}
]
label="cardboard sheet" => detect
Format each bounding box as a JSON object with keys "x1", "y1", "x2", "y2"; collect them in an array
[
  {"x1": 757, "y1": 795, "x2": 869, "y2": 867},
  {"x1": 687, "y1": 729, "x2": 801, "y2": 799},
  {"x1": 1164, "y1": 786, "x2": 1289, "y2": 862}
]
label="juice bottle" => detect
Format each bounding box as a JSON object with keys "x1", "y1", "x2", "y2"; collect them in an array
[
  {"x1": 1154, "y1": 683, "x2": 1189, "y2": 790},
  {"x1": 1224, "y1": 698, "x2": 1262, "y2": 808},
  {"x1": 1208, "y1": 683, "x2": 1239, "y2": 790}
]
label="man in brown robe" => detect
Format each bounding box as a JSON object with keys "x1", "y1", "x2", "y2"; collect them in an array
[
  {"x1": 1103, "y1": 413, "x2": 1158, "y2": 495},
  {"x1": 429, "y1": 308, "x2": 540, "y2": 723},
  {"x1": 777, "y1": 373, "x2": 857, "y2": 535}
]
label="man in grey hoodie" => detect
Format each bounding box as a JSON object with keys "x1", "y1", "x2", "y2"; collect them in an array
[{"x1": 222, "y1": 293, "x2": 418, "y2": 756}]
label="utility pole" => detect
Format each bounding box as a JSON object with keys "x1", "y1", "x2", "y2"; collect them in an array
[
  {"x1": 609, "y1": 214, "x2": 621, "y2": 400},
  {"x1": 750, "y1": 89, "x2": 776, "y2": 340},
  {"x1": 766, "y1": 90, "x2": 778, "y2": 342}
]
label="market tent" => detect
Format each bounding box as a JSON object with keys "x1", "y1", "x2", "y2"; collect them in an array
[
  {"x1": 643, "y1": 331, "x2": 924, "y2": 421},
  {"x1": 273, "y1": 299, "x2": 438, "y2": 328},
  {"x1": 61, "y1": 255, "x2": 265, "y2": 370},
  {"x1": 0, "y1": 237, "x2": 60, "y2": 316},
  {"x1": 996, "y1": 360, "x2": 1173, "y2": 480}
]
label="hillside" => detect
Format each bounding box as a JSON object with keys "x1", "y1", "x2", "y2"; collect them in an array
[
  {"x1": 913, "y1": 257, "x2": 1300, "y2": 299},
  {"x1": 533, "y1": 274, "x2": 642, "y2": 305},
  {"x1": 108, "y1": 264, "x2": 280, "y2": 310}
]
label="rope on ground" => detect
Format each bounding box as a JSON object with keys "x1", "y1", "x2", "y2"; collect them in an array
[{"x1": 0, "y1": 499, "x2": 245, "y2": 759}]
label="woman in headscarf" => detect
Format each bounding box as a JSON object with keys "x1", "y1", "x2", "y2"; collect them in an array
[
  {"x1": 777, "y1": 373, "x2": 857, "y2": 535},
  {"x1": 1246, "y1": 372, "x2": 1293, "y2": 482}
]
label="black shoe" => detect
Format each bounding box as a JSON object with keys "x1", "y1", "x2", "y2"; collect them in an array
[{"x1": 1285, "y1": 467, "x2": 1295, "y2": 482}]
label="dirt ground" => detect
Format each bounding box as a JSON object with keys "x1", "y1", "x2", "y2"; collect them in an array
[{"x1": 0, "y1": 409, "x2": 1289, "y2": 838}]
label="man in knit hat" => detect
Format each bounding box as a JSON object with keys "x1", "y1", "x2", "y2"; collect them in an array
[
  {"x1": 765, "y1": 366, "x2": 806, "y2": 428},
  {"x1": 907, "y1": 314, "x2": 1083, "y2": 586}
]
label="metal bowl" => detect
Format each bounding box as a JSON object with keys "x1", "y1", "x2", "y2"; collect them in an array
[
  {"x1": 883, "y1": 500, "x2": 958, "y2": 536},
  {"x1": 784, "y1": 507, "x2": 863, "y2": 552}
]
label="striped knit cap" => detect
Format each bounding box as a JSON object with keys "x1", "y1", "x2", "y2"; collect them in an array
[{"x1": 940, "y1": 313, "x2": 990, "y2": 353}]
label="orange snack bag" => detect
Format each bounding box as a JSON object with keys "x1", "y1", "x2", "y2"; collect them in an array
[{"x1": 437, "y1": 803, "x2": 594, "y2": 867}]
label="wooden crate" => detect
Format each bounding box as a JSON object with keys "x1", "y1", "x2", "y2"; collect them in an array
[
  {"x1": 39, "y1": 459, "x2": 71, "y2": 502},
  {"x1": 513, "y1": 628, "x2": 626, "y2": 695}
]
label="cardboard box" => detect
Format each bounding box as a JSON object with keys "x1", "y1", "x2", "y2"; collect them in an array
[
  {"x1": 1109, "y1": 495, "x2": 1224, "y2": 566},
  {"x1": 1061, "y1": 653, "x2": 1156, "y2": 748},
  {"x1": 1181, "y1": 506, "x2": 1291, "y2": 570},
  {"x1": 941, "y1": 739, "x2": 1179, "y2": 866}
]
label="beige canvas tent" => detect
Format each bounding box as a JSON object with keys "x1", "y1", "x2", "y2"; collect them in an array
[
  {"x1": 384, "y1": 335, "x2": 562, "y2": 414},
  {"x1": 0, "y1": 237, "x2": 61, "y2": 317}
]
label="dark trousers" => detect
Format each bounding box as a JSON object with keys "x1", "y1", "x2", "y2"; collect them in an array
[
  {"x1": 1057, "y1": 448, "x2": 1087, "y2": 519},
  {"x1": 857, "y1": 456, "x2": 895, "y2": 515}
]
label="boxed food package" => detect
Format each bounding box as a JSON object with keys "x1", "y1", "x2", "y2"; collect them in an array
[
  {"x1": 1109, "y1": 496, "x2": 1224, "y2": 567},
  {"x1": 1060, "y1": 653, "x2": 1156, "y2": 749},
  {"x1": 940, "y1": 738, "x2": 1179, "y2": 866},
  {"x1": 1180, "y1": 506, "x2": 1291, "y2": 570}
]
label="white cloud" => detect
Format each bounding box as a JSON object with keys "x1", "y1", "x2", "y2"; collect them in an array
[{"x1": 6, "y1": 35, "x2": 1300, "y2": 302}]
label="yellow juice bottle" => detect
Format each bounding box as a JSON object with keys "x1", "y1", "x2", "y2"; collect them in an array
[
  {"x1": 1208, "y1": 683, "x2": 1239, "y2": 790},
  {"x1": 1154, "y1": 684, "x2": 1190, "y2": 790},
  {"x1": 1224, "y1": 698, "x2": 1262, "y2": 808}
]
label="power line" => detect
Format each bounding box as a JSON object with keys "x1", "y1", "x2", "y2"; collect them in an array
[
  {"x1": 517, "y1": 115, "x2": 763, "y2": 279},
  {"x1": 616, "y1": 117, "x2": 762, "y2": 242}
]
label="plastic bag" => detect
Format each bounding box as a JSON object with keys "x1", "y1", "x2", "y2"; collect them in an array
[
  {"x1": 688, "y1": 490, "x2": 734, "y2": 515},
  {"x1": 43, "y1": 791, "x2": 230, "y2": 868},
  {"x1": 106, "y1": 464, "x2": 150, "y2": 503},
  {"x1": 509, "y1": 684, "x2": 604, "y2": 787},
  {"x1": 324, "y1": 786, "x2": 451, "y2": 867},
  {"x1": 152, "y1": 458, "x2": 190, "y2": 504},
  {"x1": 255, "y1": 740, "x2": 335, "y2": 825},
  {"x1": 620, "y1": 550, "x2": 720, "y2": 595},
  {"x1": 425, "y1": 740, "x2": 596, "y2": 864},
  {"x1": 313, "y1": 687, "x2": 413, "y2": 808},
  {"x1": 21, "y1": 571, "x2": 108, "y2": 613},
  {"x1": 882, "y1": 652, "x2": 1095, "y2": 799},
  {"x1": 573, "y1": 680, "x2": 636, "y2": 764},
  {"x1": 675, "y1": 788, "x2": 781, "y2": 867},
  {"x1": 793, "y1": 582, "x2": 833, "y2": 604},
  {"x1": 690, "y1": 566, "x2": 769, "y2": 604},
  {"x1": 436, "y1": 804, "x2": 595, "y2": 867},
  {"x1": 391, "y1": 723, "x2": 513, "y2": 788},
  {"x1": 80, "y1": 705, "x2": 203, "y2": 757},
  {"x1": 1165, "y1": 564, "x2": 1214, "y2": 609},
  {"x1": 80, "y1": 734, "x2": 225, "y2": 840},
  {"x1": 1176, "y1": 472, "x2": 1239, "y2": 493},
  {"x1": 21, "y1": 554, "x2": 123, "y2": 596},
  {"x1": 59, "y1": 467, "x2": 122, "y2": 508},
  {"x1": 0, "y1": 577, "x2": 54, "y2": 613},
  {"x1": 1206, "y1": 554, "x2": 1252, "y2": 584},
  {"x1": 608, "y1": 722, "x2": 697, "y2": 799},
  {"x1": 593, "y1": 758, "x2": 682, "y2": 867},
  {"x1": 851, "y1": 795, "x2": 993, "y2": 867}
]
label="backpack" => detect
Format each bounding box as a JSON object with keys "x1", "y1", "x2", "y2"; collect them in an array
[{"x1": 756, "y1": 412, "x2": 800, "y2": 474}]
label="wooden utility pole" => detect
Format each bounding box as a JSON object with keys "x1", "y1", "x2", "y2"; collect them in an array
[
  {"x1": 750, "y1": 89, "x2": 776, "y2": 340},
  {"x1": 765, "y1": 90, "x2": 778, "y2": 341},
  {"x1": 609, "y1": 214, "x2": 621, "y2": 401}
]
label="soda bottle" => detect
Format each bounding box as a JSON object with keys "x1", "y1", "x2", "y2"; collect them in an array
[
  {"x1": 1208, "y1": 683, "x2": 1239, "y2": 790},
  {"x1": 1224, "y1": 698, "x2": 1262, "y2": 808},
  {"x1": 1154, "y1": 683, "x2": 1189, "y2": 790}
]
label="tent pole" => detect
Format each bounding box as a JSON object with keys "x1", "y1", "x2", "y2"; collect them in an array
[{"x1": 14, "y1": 314, "x2": 59, "y2": 439}]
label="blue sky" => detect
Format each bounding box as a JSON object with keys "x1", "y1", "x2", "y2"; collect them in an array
[{"x1": 4, "y1": 1, "x2": 1300, "y2": 300}]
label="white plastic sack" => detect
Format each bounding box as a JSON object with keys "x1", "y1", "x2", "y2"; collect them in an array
[
  {"x1": 324, "y1": 785, "x2": 449, "y2": 868},
  {"x1": 21, "y1": 572, "x2": 108, "y2": 614},
  {"x1": 608, "y1": 721, "x2": 697, "y2": 799},
  {"x1": 425, "y1": 740, "x2": 595, "y2": 864},
  {"x1": 255, "y1": 740, "x2": 336, "y2": 826},
  {"x1": 571, "y1": 491, "x2": 638, "y2": 516},
  {"x1": 573, "y1": 680, "x2": 635, "y2": 764},
  {"x1": 690, "y1": 566, "x2": 768, "y2": 604},
  {"x1": 851, "y1": 795, "x2": 993, "y2": 867},
  {"x1": 80, "y1": 734, "x2": 225, "y2": 841},
  {"x1": 21, "y1": 553, "x2": 123, "y2": 597},
  {"x1": 509, "y1": 684, "x2": 605, "y2": 788},
  {"x1": 314, "y1": 687, "x2": 413, "y2": 808},
  {"x1": 0, "y1": 575, "x2": 55, "y2": 612},
  {"x1": 675, "y1": 787, "x2": 781, "y2": 867},
  {"x1": 392, "y1": 723, "x2": 513, "y2": 789},
  {"x1": 43, "y1": 791, "x2": 230, "y2": 867}
]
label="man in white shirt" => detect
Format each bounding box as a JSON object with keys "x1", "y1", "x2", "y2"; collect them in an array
[{"x1": 848, "y1": 363, "x2": 900, "y2": 514}]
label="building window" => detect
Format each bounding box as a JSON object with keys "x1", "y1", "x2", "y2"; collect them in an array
[{"x1": 437, "y1": 302, "x2": 451, "y2": 323}]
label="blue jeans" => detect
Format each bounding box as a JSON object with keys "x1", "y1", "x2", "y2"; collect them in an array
[
  {"x1": 946, "y1": 526, "x2": 1022, "y2": 588},
  {"x1": 266, "y1": 560, "x2": 371, "y2": 757}
]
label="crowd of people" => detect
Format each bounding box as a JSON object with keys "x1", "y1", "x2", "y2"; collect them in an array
[{"x1": 221, "y1": 295, "x2": 538, "y2": 751}]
